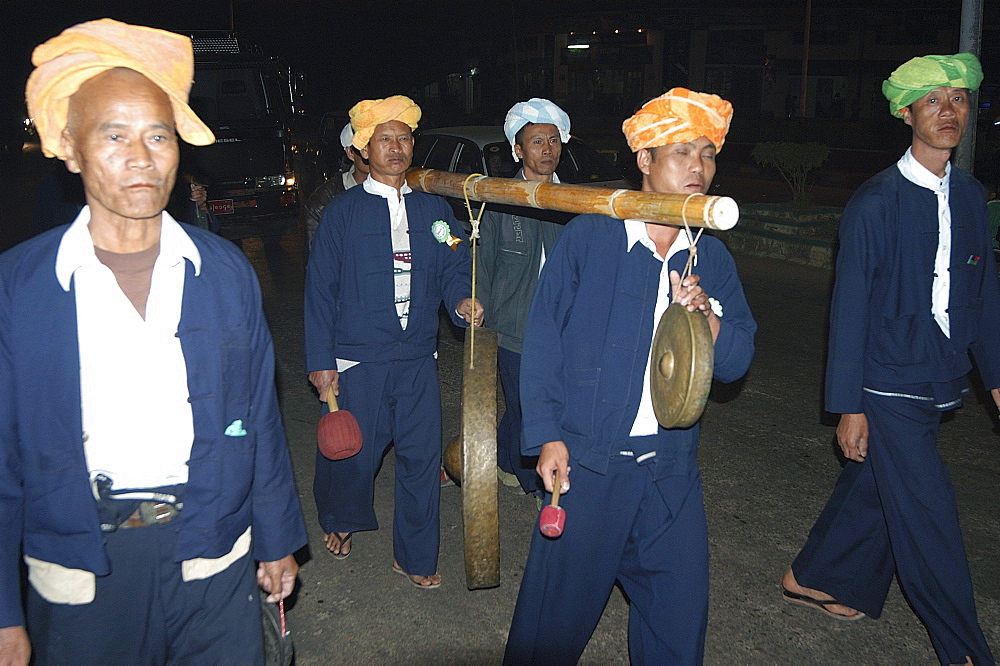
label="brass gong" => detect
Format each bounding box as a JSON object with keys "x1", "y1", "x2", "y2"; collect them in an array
[
  {"x1": 650, "y1": 302, "x2": 714, "y2": 428},
  {"x1": 457, "y1": 326, "x2": 500, "y2": 589}
]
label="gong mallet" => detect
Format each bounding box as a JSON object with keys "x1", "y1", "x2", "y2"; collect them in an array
[
  {"x1": 538, "y1": 469, "x2": 567, "y2": 538},
  {"x1": 317, "y1": 387, "x2": 363, "y2": 460}
]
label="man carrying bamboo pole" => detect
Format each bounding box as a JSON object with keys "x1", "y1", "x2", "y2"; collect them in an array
[
  {"x1": 504, "y1": 88, "x2": 757, "y2": 664},
  {"x1": 305, "y1": 96, "x2": 483, "y2": 588},
  {"x1": 477, "y1": 98, "x2": 573, "y2": 496}
]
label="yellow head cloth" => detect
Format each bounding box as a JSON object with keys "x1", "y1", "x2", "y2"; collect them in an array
[
  {"x1": 882, "y1": 53, "x2": 983, "y2": 118},
  {"x1": 26, "y1": 18, "x2": 215, "y2": 160},
  {"x1": 349, "y1": 96, "x2": 422, "y2": 150},
  {"x1": 622, "y1": 87, "x2": 733, "y2": 153}
]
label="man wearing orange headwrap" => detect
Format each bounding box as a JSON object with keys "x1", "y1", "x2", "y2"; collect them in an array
[
  {"x1": 504, "y1": 89, "x2": 755, "y2": 664},
  {"x1": 305, "y1": 96, "x2": 483, "y2": 589},
  {"x1": 0, "y1": 19, "x2": 306, "y2": 664}
]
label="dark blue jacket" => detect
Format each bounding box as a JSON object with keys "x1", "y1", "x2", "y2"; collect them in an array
[
  {"x1": 304, "y1": 185, "x2": 472, "y2": 371},
  {"x1": 0, "y1": 224, "x2": 307, "y2": 629},
  {"x1": 520, "y1": 215, "x2": 757, "y2": 480},
  {"x1": 826, "y1": 165, "x2": 1000, "y2": 413}
]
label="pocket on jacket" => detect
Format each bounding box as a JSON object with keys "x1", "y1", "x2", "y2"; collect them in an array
[
  {"x1": 874, "y1": 313, "x2": 926, "y2": 366},
  {"x1": 561, "y1": 367, "x2": 600, "y2": 436}
]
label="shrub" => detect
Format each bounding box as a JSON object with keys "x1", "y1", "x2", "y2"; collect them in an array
[{"x1": 751, "y1": 141, "x2": 831, "y2": 205}]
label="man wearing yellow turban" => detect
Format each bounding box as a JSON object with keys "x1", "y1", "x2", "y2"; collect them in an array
[
  {"x1": 505, "y1": 90, "x2": 756, "y2": 663},
  {"x1": 1, "y1": 19, "x2": 306, "y2": 664},
  {"x1": 782, "y1": 53, "x2": 998, "y2": 665},
  {"x1": 306, "y1": 96, "x2": 483, "y2": 588}
]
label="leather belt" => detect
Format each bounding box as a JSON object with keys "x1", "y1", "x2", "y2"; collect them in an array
[{"x1": 118, "y1": 501, "x2": 180, "y2": 529}]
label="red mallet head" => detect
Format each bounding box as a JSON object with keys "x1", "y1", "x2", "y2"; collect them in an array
[
  {"x1": 317, "y1": 388, "x2": 363, "y2": 460},
  {"x1": 538, "y1": 469, "x2": 566, "y2": 538}
]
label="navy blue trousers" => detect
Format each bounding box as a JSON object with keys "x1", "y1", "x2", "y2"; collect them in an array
[
  {"x1": 497, "y1": 347, "x2": 540, "y2": 494},
  {"x1": 505, "y1": 446, "x2": 709, "y2": 665},
  {"x1": 26, "y1": 521, "x2": 262, "y2": 665},
  {"x1": 313, "y1": 356, "x2": 442, "y2": 576},
  {"x1": 793, "y1": 392, "x2": 994, "y2": 665}
]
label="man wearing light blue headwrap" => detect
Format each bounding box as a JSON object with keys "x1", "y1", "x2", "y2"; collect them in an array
[{"x1": 478, "y1": 99, "x2": 573, "y2": 496}]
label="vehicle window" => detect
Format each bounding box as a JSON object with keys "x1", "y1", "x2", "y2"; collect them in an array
[
  {"x1": 190, "y1": 66, "x2": 273, "y2": 128},
  {"x1": 421, "y1": 136, "x2": 461, "y2": 171},
  {"x1": 454, "y1": 141, "x2": 483, "y2": 175},
  {"x1": 411, "y1": 135, "x2": 435, "y2": 168},
  {"x1": 557, "y1": 139, "x2": 624, "y2": 184},
  {"x1": 483, "y1": 142, "x2": 519, "y2": 178}
]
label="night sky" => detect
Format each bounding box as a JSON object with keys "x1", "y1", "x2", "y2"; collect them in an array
[{"x1": 2, "y1": 0, "x2": 996, "y2": 122}]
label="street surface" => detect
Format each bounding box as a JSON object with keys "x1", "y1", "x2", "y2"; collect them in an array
[{"x1": 244, "y1": 226, "x2": 1000, "y2": 665}]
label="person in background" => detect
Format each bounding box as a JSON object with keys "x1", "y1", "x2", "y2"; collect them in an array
[
  {"x1": 476, "y1": 98, "x2": 573, "y2": 497},
  {"x1": 303, "y1": 121, "x2": 369, "y2": 250}
]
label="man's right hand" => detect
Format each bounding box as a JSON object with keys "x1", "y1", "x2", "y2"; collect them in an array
[
  {"x1": 308, "y1": 369, "x2": 339, "y2": 401},
  {"x1": 536, "y1": 441, "x2": 571, "y2": 495},
  {"x1": 0, "y1": 626, "x2": 30, "y2": 666},
  {"x1": 836, "y1": 413, "x2": 869, "y2": 462}
]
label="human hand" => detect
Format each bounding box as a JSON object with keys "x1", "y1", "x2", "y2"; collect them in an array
[
  {"x1": 189, "y1": 183, "x2": 208, "y2": 210},
  {"x1": 0, "y1": 626, "x2": 30, "y2": 666},
  {"x1": 456, "y1": 298, "x2": 485, "y2": 326},
  {"x1": 308, "y1": 369, "x2": 339, "y2": 399},
  {"x1": 836, "y1": 413, "x2": 869, "y2": 462},
  {"x1": 257, "y1": 555, "x2": 298, "y2": 603},
  {"x1": 669, "y1": 270, "x2": 720, "y2": 340},
  {"x1": 536, "y1": 441, "x2": 571, "y2": 495}
]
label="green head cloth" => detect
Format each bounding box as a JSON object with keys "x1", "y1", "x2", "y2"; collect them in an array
[{"x1": 882, "y1": 53, "x2": 983, "y2": 118}]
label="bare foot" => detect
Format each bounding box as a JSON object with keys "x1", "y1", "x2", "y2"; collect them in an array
[
  {"x1": 393, "y1": 561, "x2": 442, "y2": 589},
  {"x1": 782, "y1": 567, "x2": 861, "y2": 619},
  {"x1": 324, "y1": 532, "x2": 352, "y2": 559}
]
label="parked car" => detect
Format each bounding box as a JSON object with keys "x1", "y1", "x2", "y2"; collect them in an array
[
  {"x1": 413, "y1": 126, "x2": 629, "y2": 183},
  {"x1": 411, "y1": 126, "x2": 630, "y2": 223}
]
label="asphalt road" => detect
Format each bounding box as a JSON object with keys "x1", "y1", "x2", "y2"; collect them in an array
[{"x1": 242, "y1": 226, "x2": 1000, "y2": 665}]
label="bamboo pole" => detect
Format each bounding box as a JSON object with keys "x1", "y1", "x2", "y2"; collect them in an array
[{"x1": 405, "y1": 168, "x2": 739, "y2": 230}]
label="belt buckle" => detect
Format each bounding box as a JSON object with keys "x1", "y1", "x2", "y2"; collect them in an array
[{"x1": 138, "y1": 502, "x2": 178, "y2": 525}]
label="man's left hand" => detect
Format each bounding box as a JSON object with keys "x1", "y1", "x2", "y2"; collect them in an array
[
  {"x1": 456, "y1": 298, "x2": 485, "y2": 326},
  {"x1": 991, "y1": 388, "x2": 1000, "y2": 414},
  {"x1": 257, "y1": 555, "x2": 298, "y2": 603}
]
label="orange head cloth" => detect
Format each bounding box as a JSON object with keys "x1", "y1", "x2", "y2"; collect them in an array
[
  {"x1": 349, "y1": 95, "x2": 421, "y2": 150},
  {"x1": 622, "y1": 87, "x2": 733, "y2": 153},
  {"x1": 26, "y1": 18, "x2": 215, "y2": 160}
]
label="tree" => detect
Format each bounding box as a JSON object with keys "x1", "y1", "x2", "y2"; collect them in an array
[{"x1": 751, "y1": 141, "x2": 830, "y2": 206}]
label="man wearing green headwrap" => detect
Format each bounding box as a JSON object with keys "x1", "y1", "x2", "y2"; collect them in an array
[{"x1": 781, "y1": 53, "x2": 999, "y2": 665}]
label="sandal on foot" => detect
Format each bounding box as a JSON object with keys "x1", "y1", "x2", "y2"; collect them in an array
[
  {"x1": 392, "y1": 562, "x2": 441, "y2": 589},
  {"x1": 324, "y1": 532, "x2": 352, "y2": 560},
  {"x1": 782, "y1": 587, "x2": 865, "y2": 621}
]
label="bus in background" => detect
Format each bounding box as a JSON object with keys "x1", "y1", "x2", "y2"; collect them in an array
[{"x1": 185, "y1": 32, "x2": 303, "y2": 240}]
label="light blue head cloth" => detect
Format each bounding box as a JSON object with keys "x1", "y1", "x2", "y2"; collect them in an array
[
  {"x1": 340, "y1": 122, "x2": 354, "y2": 149},
  {"x1": 503, "y1": 98, "x2": 571, "y2": 161}
]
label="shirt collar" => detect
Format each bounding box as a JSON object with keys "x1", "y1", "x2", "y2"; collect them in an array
[
  {"x1": 897, "y1": 146, "x2": 950, "y2": 195},
  {"x1": 55, "y1": 207, "x2": 202, "y2": 292},
  {"x1": 624, "y1": 220, "x2": 692, "y2": 262},
  {"x1": 363, "y1": 174, "x2": 412, "y2": 199},
  {"x1": 517, "y1": 169, "x2": 561, "y2": 184}
]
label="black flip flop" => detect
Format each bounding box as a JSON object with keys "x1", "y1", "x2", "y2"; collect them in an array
[
  {"x1": 782, "y1": 587, "x2": 866, "y2": 621},
  {"x1": 325, "y1": 532, "x2": 352, "y2": 560}
]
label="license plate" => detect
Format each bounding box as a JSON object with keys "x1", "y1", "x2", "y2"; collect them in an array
[{"x1": 208, "y1": 199, "x2": 235, "y2": 215}]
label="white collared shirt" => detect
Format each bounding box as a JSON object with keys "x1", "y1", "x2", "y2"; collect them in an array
[
  {"x1": 336, "y1": 176, "x2": 414, "y2": 372},
  {"x1": 341, "y1": 166, "x2": 362, "y2": 192},
  {"x1": 897, "y1": 147, "x2": 952, "y2": 337},
  {"x1": 56, "y1": 207, "x2": 200, "y2": 489},
  {"x1": 624, "y1": 220, "x2": 694, "y2": 436}
]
